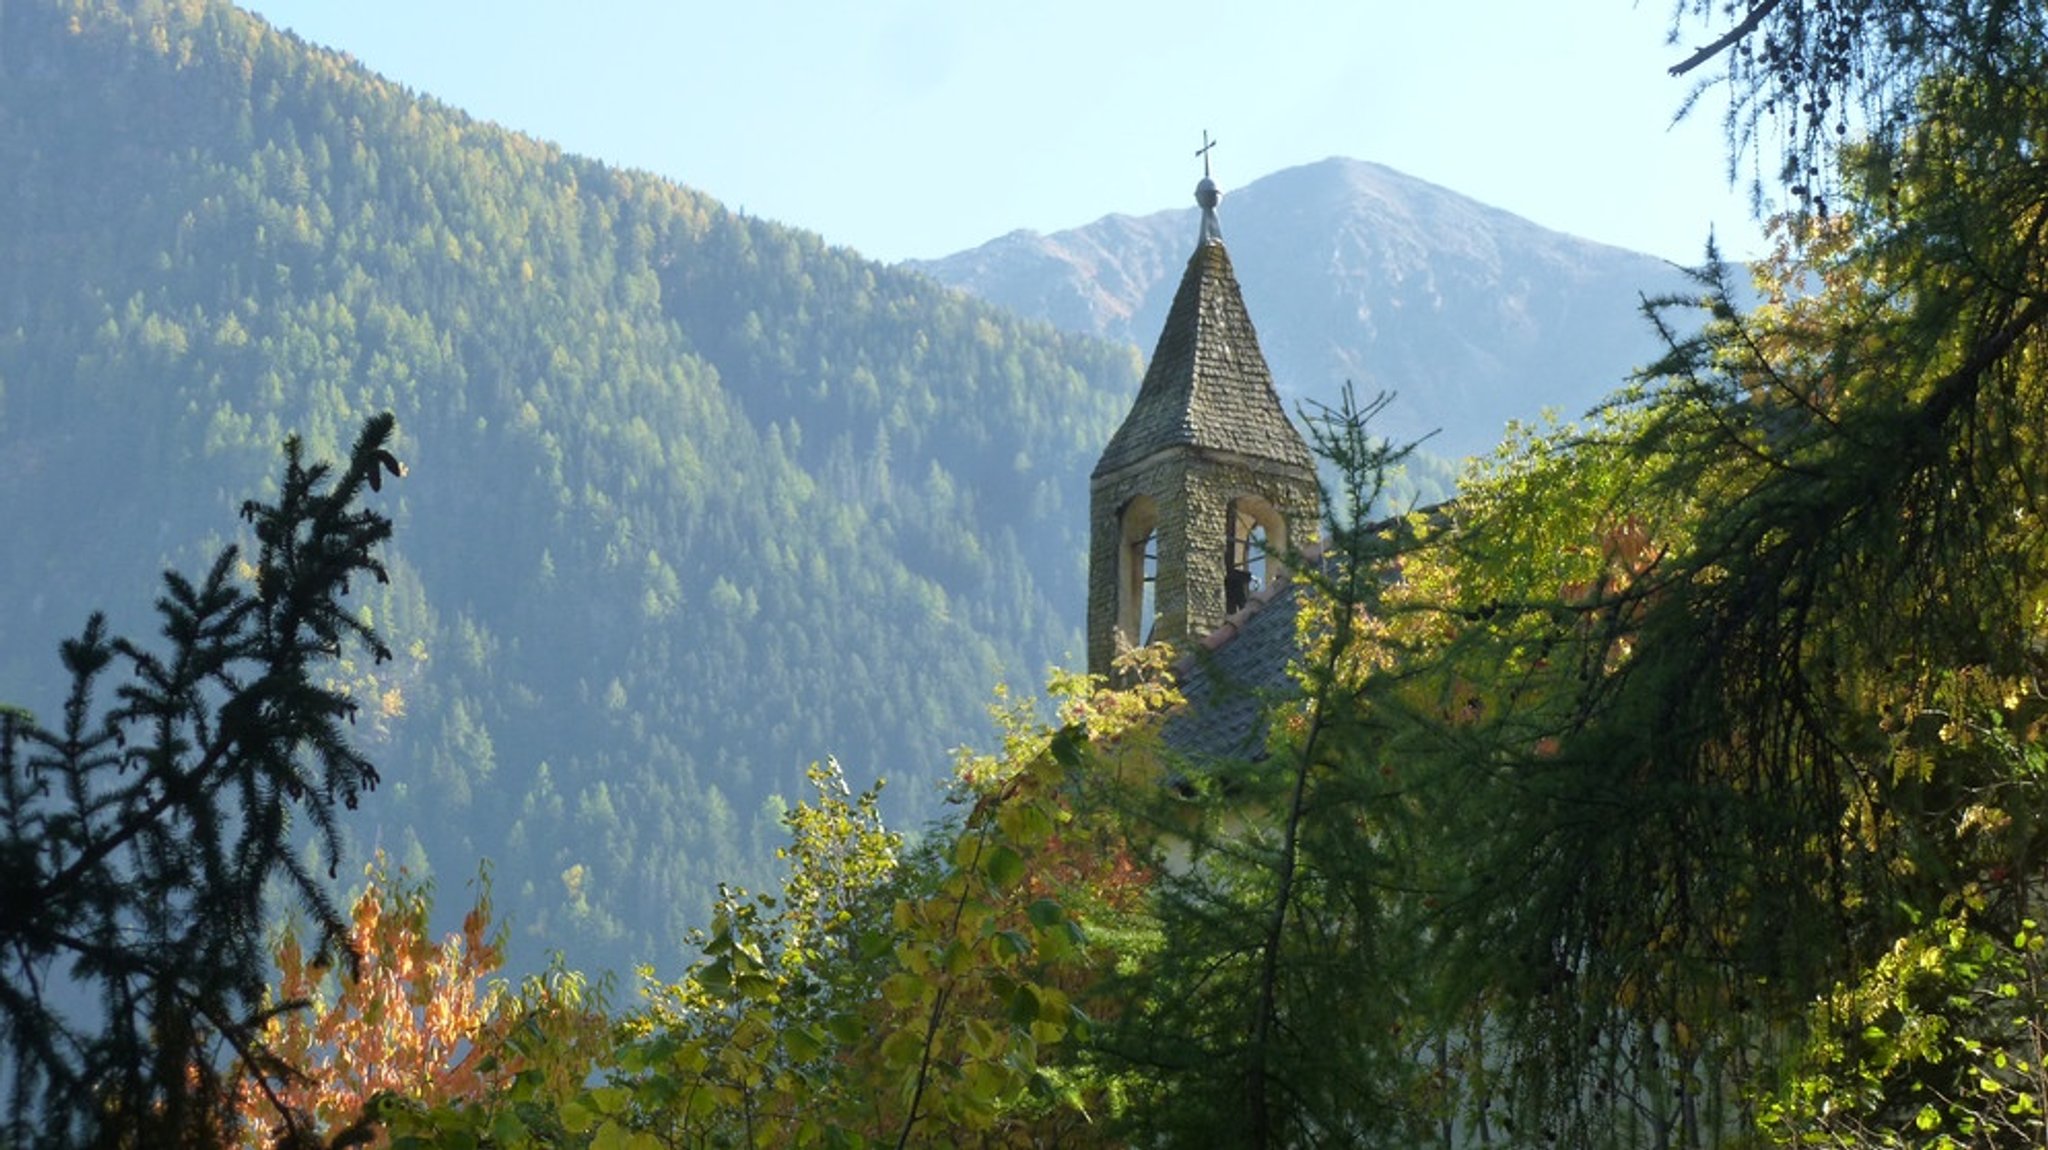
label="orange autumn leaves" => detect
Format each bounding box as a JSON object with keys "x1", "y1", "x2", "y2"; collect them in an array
[{"x1": 234, "y1": 859, "x2": 597, "y2": 1147}]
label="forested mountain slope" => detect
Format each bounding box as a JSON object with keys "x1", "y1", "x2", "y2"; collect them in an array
[
  {"x1": 912, "y1": 156, "x2": 1695, "y2": 461},
  {"x1": 0, "y1": 0, "x2": 1137, "y2": 978}
]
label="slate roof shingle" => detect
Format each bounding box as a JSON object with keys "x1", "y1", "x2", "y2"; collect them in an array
[
  {"x1": 1092, "y1": 238, "x2": 1317, "y2": 480},
  {"x1": 1159, "y1": 577, "x2": 1305, "y2": 764}
]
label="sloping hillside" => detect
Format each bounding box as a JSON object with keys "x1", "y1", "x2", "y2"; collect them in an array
[{"x1": 0, "y1": 0, "x2": 1138, "y2": 977}]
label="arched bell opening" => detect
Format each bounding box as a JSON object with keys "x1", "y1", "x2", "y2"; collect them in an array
[
  {"x1": 1224, "y1": 495, "x2": 1287, "y2": 615},
  {"x1": 1117, "y1": 495, "x2": 1161, "y2": 652}
]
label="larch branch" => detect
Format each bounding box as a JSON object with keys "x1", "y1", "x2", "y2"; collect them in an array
[{"x1": 1669, "y1": 0, "x2": 1782, "y2": 77}]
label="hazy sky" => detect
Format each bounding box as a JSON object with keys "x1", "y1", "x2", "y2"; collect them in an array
[{"x1": 237, "y1": 1, "x2": 1776, "y2": 266}]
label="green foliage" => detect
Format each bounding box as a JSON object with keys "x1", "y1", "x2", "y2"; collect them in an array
[
  {"x1": 1763, "y1": 903, "x2": 2048, "y2": 1147},
  {"x1": 1335, "y1": 5, "x2": 2048, "y2": 1144},
  {"x1": 377, "y1": 729, "x2": 1152, "y2": 1148},
  {"x1": 0, "y1": 414, "x2": 399, "y2": 1146}
]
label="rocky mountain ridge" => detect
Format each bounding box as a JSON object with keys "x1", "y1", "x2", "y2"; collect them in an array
[{"x1": 911, "y1": 157, "x2": 1700, "y2": 460}]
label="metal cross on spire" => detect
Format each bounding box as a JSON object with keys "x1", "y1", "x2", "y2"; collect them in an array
[{"x1": 1194, "y1": 130, "x2": 1223, "y2": 243}]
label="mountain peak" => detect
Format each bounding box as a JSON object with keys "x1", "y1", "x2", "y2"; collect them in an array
[{"x1": 908, "y1": 157, "x2": 1690, "y2": 458}]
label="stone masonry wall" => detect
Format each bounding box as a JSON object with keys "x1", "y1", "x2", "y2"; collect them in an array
[{"x1": 1089, "y1": 449, "x2": 1318, "y2": 679}]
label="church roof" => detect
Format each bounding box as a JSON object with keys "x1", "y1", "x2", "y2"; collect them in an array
[
  {"x1": 1160, "y1": 577, "x2": 1304, "y2": 763},
  {"x1": 1091, "y1": 225, "x2": 1316, "y2": 480}
]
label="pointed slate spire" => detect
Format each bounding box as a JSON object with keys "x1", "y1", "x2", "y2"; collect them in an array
[{"x1": 1091, "y1": 168, "x2": 1315, "y2": 482}]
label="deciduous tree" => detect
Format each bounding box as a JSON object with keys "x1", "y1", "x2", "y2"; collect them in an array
[{"x1": 232, "y1": 858, "x2": 606, "y2": 1149}]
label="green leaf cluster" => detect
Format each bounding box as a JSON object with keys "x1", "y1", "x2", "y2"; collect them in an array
[{"x1": 379, "y1": 727, "x2": 1144, "y2": 1148}]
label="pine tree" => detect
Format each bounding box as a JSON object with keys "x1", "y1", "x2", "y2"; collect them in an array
[{"x1": 0, "y1": 415, "x2": 402, "y2": 1147}]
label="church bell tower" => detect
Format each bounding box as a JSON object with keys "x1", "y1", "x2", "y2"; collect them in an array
[{"x1": 1087, "y1": 146, "x2": 1320, "y2": 678}]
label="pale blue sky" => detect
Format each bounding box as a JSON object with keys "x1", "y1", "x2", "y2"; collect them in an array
[{"x1": 238, "y1": 1, "x2": 1773, "y2": 266}]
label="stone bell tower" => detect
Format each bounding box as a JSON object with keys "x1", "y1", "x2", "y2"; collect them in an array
[{"x1": 1086, "y1": 144, "x2": 1320, "y2": 678}]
